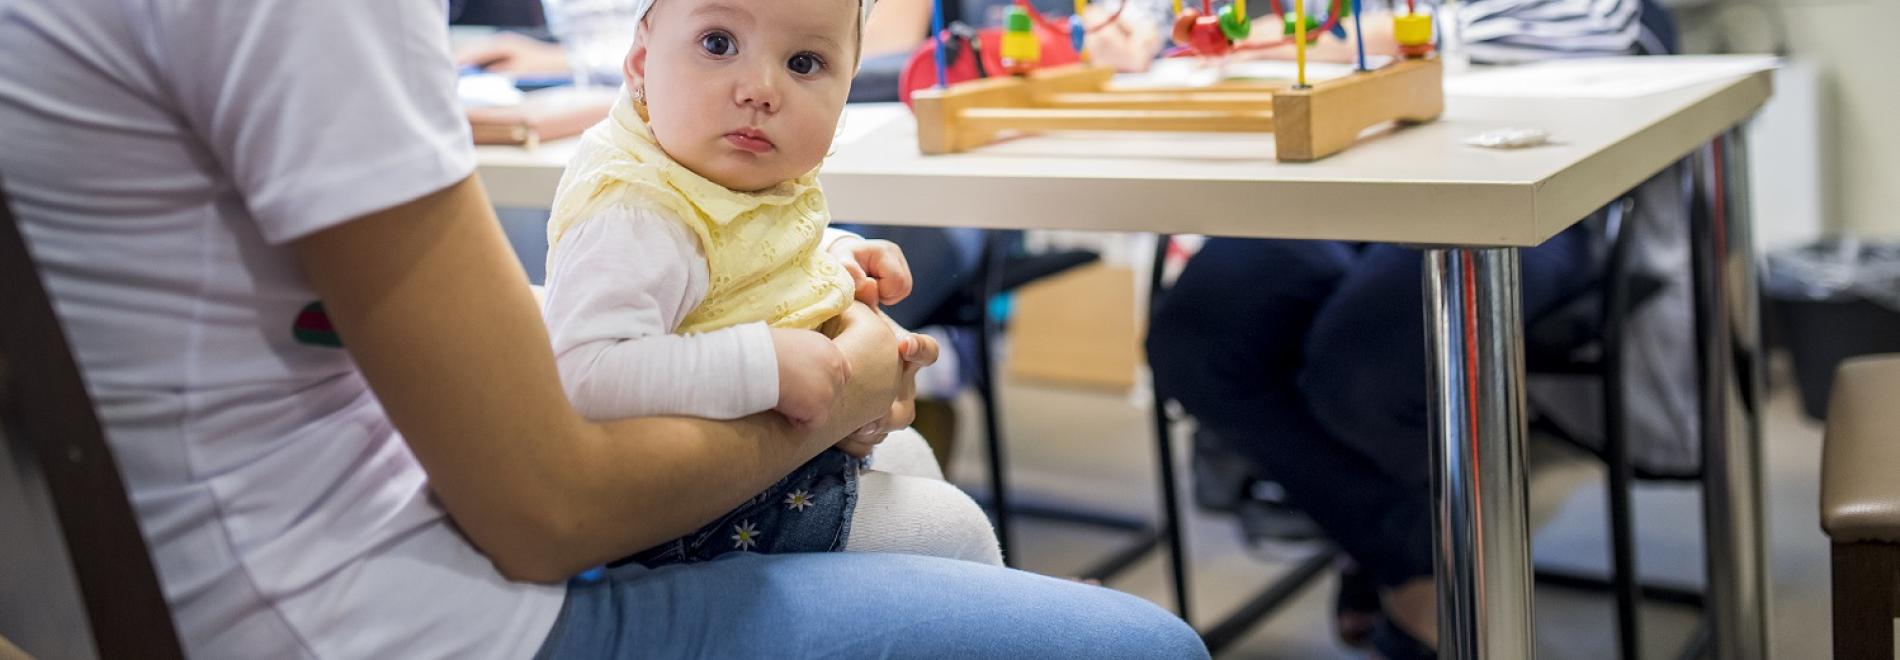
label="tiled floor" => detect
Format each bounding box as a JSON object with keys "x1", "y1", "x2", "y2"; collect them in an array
[{"x1": 940, "y1": 361, "x2": 1831, "y2": 658}]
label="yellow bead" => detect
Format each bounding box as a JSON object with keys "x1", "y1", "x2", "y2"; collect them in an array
[
  {"x1": 1002, "y1": 31, "x2": 1041, "y2": 62},
  {"x1": 1393, "y1": 14, "x2": 1432, "y2": 46}
]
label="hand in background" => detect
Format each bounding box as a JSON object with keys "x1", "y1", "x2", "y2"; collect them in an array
[{"x1": 456, "y1": 32, "x2": 571, "y2": 77}]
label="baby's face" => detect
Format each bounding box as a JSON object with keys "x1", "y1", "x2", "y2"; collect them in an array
[{"x1": 629, "y1": 0, "x2": 857, "y2": 192}]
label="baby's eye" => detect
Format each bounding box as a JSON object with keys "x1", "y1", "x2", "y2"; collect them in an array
[
  {"x1": 700, "y1": 31, "x2": 736, "y2": 57},
  {"x1": 787, "y1": 53, "x2": 825, "y2": 75}
]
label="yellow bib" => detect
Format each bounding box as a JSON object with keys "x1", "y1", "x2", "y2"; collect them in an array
[{"x1": 547, "y1": 92, "x2": 852, "y2": 334}]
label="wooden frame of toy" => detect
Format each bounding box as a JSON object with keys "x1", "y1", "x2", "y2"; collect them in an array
[{"x1": 912, "y1": 0, "x2": 1444, "y2": 161}]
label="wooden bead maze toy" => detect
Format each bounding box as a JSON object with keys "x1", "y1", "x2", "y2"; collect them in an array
[{"x1": 912, "y1": 0, "x2": 1444, "y2": 162}]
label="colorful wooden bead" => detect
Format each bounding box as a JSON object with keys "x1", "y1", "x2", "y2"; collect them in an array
[
  {"x1": 1283, "y1": 13, "x2": 1319, "y2": 36},
  {"x1": 1001, "y1": 5, "x2": 1042, "y2": 74},
  {"x1": 1189, "y1": 14, "x2": 1233, "y2": 55},
  {"x1": 1218, "y1": 4, "x2": 1251, "y2": 41},
  {"x1": 1393, "y1": 13, "x2": 1433, "y2": 56}
]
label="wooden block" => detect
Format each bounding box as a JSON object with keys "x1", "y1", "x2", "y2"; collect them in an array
[
  {"x1": 1024, "y1": 64, "x2": 1118, "y2": 95},
  {"x1": 1272, "y1": 57, "x2": 1444, "y2": 162},
  {"x1": 1005, "y1": 264, "x2": 1141, "y2": 391},
  {"x1": 960, "y1": 108, "x2": 1274, "y2": 135},
  {"x1": 912, "y1": 75, "x2": 1036, "y2": 154},
  {"x1": 913, "y1": 59, "x2": 1440, "y2": 158},
  {"x1": 912, "y1": 65, "x2": 1115, "y2": 154},
  {"x1": 1104, "y1": 80, "x2": 1291, "y2": 94},
  {"x1": 1039, "y1": 91, "x2": 1278, "y2": 113}
]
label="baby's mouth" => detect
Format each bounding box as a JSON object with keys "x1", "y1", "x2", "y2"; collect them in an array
[{"x1": 724, "y1": 128, "x2": 775, "y2": 154}]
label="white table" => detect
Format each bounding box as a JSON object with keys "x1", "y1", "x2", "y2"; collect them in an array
[{"x1": 477, "y1": 56, "x2": 1776, "y2": 660}]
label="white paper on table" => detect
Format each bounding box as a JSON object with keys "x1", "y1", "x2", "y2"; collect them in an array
[{"x1": 1444, "y1": 55, "x2": 1778, "y2": 99}]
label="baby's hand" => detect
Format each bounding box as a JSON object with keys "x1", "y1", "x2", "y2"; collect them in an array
[
  {"x1": 828, "y1": 238, "x2": 912, "y2": 306},
  {"x1": 772, "y1": 327, "x2": 851, "y2": 429}
]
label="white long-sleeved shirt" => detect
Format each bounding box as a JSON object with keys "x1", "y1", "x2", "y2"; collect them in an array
[{"x1": 542, "y1": 203, "x2": 858, "y2": 421}]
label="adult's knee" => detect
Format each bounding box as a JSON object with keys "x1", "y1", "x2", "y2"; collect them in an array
[{"x1": 1014, "y1": 580, "x2": 1208, "y2": 659}]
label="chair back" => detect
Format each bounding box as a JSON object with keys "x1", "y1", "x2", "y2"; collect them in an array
[{"x1": 0, "y1": 180, "x2": 184, "y2": 660}]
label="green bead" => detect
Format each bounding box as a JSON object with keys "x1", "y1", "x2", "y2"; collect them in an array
[
  {"x1": 1006, "y1": 5, "x2": 1032, "y2": 32},
  {"x1": 1282, "y1": 13, "x2": 1319, "y2": 35},
  {"x1": 1219, "y1": 5, "x2": 1252, "y2": 40}
]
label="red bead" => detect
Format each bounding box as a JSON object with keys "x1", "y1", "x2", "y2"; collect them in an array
[{"x1": 1189, "y1": 15, "x2": 1232, "y2": 56}]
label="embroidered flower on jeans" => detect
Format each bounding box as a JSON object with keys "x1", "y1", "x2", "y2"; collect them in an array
[
  {"x1": 784, "y1": 489, "x2": 813, "y2": 511},
  {"x1": 731, "y1": 520, "x2": 760, "y2": 551}
]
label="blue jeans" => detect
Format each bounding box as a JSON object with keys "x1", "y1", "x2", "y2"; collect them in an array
[
  {"x1": 621, "y1": 449, "x2": 859, "y2": 568},
  {"x1": 1145, "y1": 231, "x2": 1595, "y2": 588},
  {"x1": 533, "y1": 552, "x2": 1208, "y2": 659}
]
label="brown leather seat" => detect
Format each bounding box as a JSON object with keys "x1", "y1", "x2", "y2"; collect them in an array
[
  {"x1": 1823, "y1": 354, "x2": 1900, "y2": 543},
  {"x1": 1821, "y1": 353, "x2": 1900, "y2": 660}
]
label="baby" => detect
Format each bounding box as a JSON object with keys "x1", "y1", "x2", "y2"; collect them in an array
[{"x1": 541, "y1": 0, "x2": 1002, "y2": 567}]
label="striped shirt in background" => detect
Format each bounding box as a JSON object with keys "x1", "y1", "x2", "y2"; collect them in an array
[{"x1": 1457, "y1": 0, "x2": 1670, "y2": 63}]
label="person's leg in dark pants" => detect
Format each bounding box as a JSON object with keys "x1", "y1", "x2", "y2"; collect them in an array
[
  {"x1": 1290, "y1": 225, "x2": 1598, "y2": 646},
  {"x1": 1148, "y1": 238, "x2": 1444, "y2": 586},
  {"x1": 1147, "y1": 238, "x2": 1355, "y2": 433},
  {"x1": 1148, "y1": 237, "x2": 1447, "y2": 644}
]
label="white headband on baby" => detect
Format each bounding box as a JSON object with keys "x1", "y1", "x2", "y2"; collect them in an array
[{"x1": 629, "y1": 0, "x2": 878, "y2": 43}]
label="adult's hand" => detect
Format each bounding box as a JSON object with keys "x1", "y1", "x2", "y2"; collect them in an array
[
  {"x1": 836, "y1": 327, "x2": 939, "y2": 457},
  {"x1": 1084, "y1": 6, "x2": 1166, "y2": 73},
  {"x1": 822, "y1": 303, "x2": 906, "y2": 456},
  {"x1": 456, "y1": 32, "x2": 571, "y2": 76}
]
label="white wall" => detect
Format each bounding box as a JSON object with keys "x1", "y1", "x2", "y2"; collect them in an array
[
  {"x1": 1748, "y1": 61, "x2": 1826, "y2": 251},
  {"x1": 1684, "y1": 0, "x2": 1900, "y2": 240}
]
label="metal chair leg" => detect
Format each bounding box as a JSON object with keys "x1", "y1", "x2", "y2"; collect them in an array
[
  {"x1": 1147, "y1": 234, "x2": 1194, "y2": 622},
  {"x1": 976, "y1": 231, "x2": 1016, "y2": 565},
  {"x1": 1602, "y1": 198, "x2": 1644, "y2": 660}
]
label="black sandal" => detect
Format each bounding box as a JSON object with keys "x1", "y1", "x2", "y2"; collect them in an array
[
  {"x1": 1333, "y1": 561, "x2": 1382, "y2": 648},
  {"x1": 1368, "y1": 617, "x2": 1437, "y2": 660}
]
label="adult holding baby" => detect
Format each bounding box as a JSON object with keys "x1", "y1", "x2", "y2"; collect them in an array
[{"x1": 0, "y1": 0, "x2": 1206, "y2": 657}]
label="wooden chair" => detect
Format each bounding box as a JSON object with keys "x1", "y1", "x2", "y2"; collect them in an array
[
  {"x1": 1821, "y1": 354, "x2": 1900, "y2": 660},
  {"x1": 0, "y1": 180, "x2": 184, "y2": 660}
]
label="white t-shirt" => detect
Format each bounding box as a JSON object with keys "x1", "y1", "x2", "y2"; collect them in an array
[{"x1": 0, "y1": 1, "x2": 564, "y2": 658}]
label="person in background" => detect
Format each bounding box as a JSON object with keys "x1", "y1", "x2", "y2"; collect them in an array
[{"x1": 1144, "y1": 1, "x2": 1681, "y2": 658}]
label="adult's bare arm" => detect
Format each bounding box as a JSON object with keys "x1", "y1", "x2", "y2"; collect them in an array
[{"x1": 292, "y1": 175, "x2": 900, "y2": 582}]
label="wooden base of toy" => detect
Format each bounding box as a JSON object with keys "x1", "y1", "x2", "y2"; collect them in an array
[{"x1": 911, "y1": 57, "x2": 1443, "y2": 162}]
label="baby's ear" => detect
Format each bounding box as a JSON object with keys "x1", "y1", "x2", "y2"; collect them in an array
[{"x1": 623, "y1": 32, "x2": 649, "y2": 87}]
